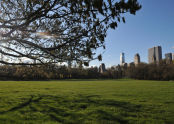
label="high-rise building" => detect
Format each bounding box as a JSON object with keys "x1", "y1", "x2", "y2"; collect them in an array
[
  {"x1": 99, "y1": 63, "x2": 106, "y2": 73},
  {"x1": 134, "y1": 53, "x2": 140, "y2": 66},
  {"x1": 120, "y1": 53, "x2": 125, "y2": 65},
  {"x1": 165, "y1": 53, "x2": 172, "y2": 64},
  {"x1": 148, "y1": 46, "x2": 162, "y2": 63},
  {"x1": 155, "y1": 46, "x2": 162, "y2": 62},
  {"x1": 148, "y1": 47, "x2": 155, "y2": 63}
]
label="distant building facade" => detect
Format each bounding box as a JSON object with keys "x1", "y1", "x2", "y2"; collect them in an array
[
  {"x1": 116, "y1": 64, "x2": 121, "y2": 71},
  {"x1": 165, "y1": 53, "x2": 172, "y2": 64},
  {"x1": 121, "y1": 63, "x2": 128, "y2": 69},
  {"x1": 128, "y1": 62, "x2": 135, "y2": 67},
  {"x1": 99, "y1": 63, "x2": 106, "y2": 73},
  {"x1": 148, "y1": 46, "x2": 162, "y2": 63},
  {"x1": 120, "y1": 52, "x2": 125, "y2": 65},
  {"x1": 134, "y1": 53, "x2": 140, "y2": 66}
]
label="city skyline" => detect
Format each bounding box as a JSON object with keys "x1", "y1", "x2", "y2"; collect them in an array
[
  {"x1": 90, "y1": 0, "x2": 174, "y2": 67},
  {"x1": 93, "y1": 45, "x2": 173, "y2": 68}
]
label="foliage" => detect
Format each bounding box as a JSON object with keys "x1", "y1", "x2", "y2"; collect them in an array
[
  {"x1": 126, "y1": 62, "x2": 174, "y2": 81},
  {"x1": 0, "y1": 0, "x2": 141, "y2": 65},
  {"x1": 0, "y1": 64, "x2": 124, "y2": 80},
  {"x1": 0, "y1": 61, "x2": 173, "y2": 81}
]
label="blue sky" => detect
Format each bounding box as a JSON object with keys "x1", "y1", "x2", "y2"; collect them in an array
[{"x1": 90, "y1": 0, "x2": 174, "y2": 67}]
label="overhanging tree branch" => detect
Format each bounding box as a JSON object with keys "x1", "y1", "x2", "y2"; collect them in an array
[{"x1": 0, "y1": 0, "x2": 141, "y2": 65}]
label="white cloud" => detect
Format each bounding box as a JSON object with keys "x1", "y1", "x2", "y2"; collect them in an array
[{"x1": 36, "y1": 32, "x2": 58, "y2": 39}]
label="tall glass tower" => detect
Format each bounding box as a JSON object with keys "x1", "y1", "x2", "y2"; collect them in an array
[{"x1": 120, "y1": 53, "x2": 125, "y2": 65}]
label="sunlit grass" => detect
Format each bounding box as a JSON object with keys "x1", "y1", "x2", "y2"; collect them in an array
[{"x1": 0, "y1": 79, "x2": 174, "y2": 123}]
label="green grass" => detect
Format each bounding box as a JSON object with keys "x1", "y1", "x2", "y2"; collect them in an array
[{"x1": 0, "y1": 79, "x2": 174, "y2": 124}]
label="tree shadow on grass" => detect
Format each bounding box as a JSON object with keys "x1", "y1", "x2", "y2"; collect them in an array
[
  {"x1": 0, "y1": 94, "x2": 143, "y2": 123},
  {"x1": 0, "y1": 95, "x2": 42, "y2": 114},
  {"x1": 35, "y1": 94, "x2": 142, "y2": 123},
  {"x1": 72, "y1": 94, "x2": 142, "y2": 113}
]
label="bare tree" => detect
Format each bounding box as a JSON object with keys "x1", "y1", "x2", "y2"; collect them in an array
[{"x1": 0, "y1": 0, "x2": 141, "y2": 65}]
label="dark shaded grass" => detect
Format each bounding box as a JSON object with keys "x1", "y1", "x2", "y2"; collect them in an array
[{"x1": 0, "y1": 95, "x2": 139, "y2": 123}]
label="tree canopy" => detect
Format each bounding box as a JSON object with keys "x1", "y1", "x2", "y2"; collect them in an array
[{"x1": 0, "y1": 0, "x2": 141, "y2": 66}]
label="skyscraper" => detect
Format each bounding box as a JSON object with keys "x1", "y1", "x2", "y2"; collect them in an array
[
  {"x1": 155, "y1": 46, "x2": 162, "y2": 62},
  {"x1": 165, "y1": 53, "x2": 172, "y2": 64},
  {"x1": 148, "y1": 46, "x2": 162, "y2": 63},
  {"x1": 120, "y1": 52, "x2": 125, "y2": 65},
  {"x1": 148, "y1": 47, "x2": 156, "y2": 63},
  {"x1": 134, "y1": 53, "x2": 140, "y2": 66}
]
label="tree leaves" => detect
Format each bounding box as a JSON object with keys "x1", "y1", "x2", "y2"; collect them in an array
[
  {"x1": 110, "y1": 22, "x2": 117, "y2": 29},
  {"x1": 122, "y1": 17, "x2": 125, "y2": 23},
  {"x1": 98, "y1": 54, "x2": 102, "y2": 61},
  {"x1": 0, "y1": 0, "x2": 141, "y2": 66}
]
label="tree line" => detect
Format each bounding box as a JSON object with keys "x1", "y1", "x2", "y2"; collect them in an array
[
  {"x1": 0, "y1": 64, "x2": 120, "y2": 80},
  {"x1": 0, "y1": 60, "x2": 173, "y2": 81},
  {"x1": 126, "y1": 61, "x2": 174, "y2": 81}
]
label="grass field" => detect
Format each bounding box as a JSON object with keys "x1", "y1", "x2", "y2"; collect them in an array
[{"x1": 0, "y1": 79, "x2": 174, "y2": 124}]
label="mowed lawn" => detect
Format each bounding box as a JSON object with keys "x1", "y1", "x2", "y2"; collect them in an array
[{"x1": 0, "y1": 79, "x2": 174, "y2": 124}]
